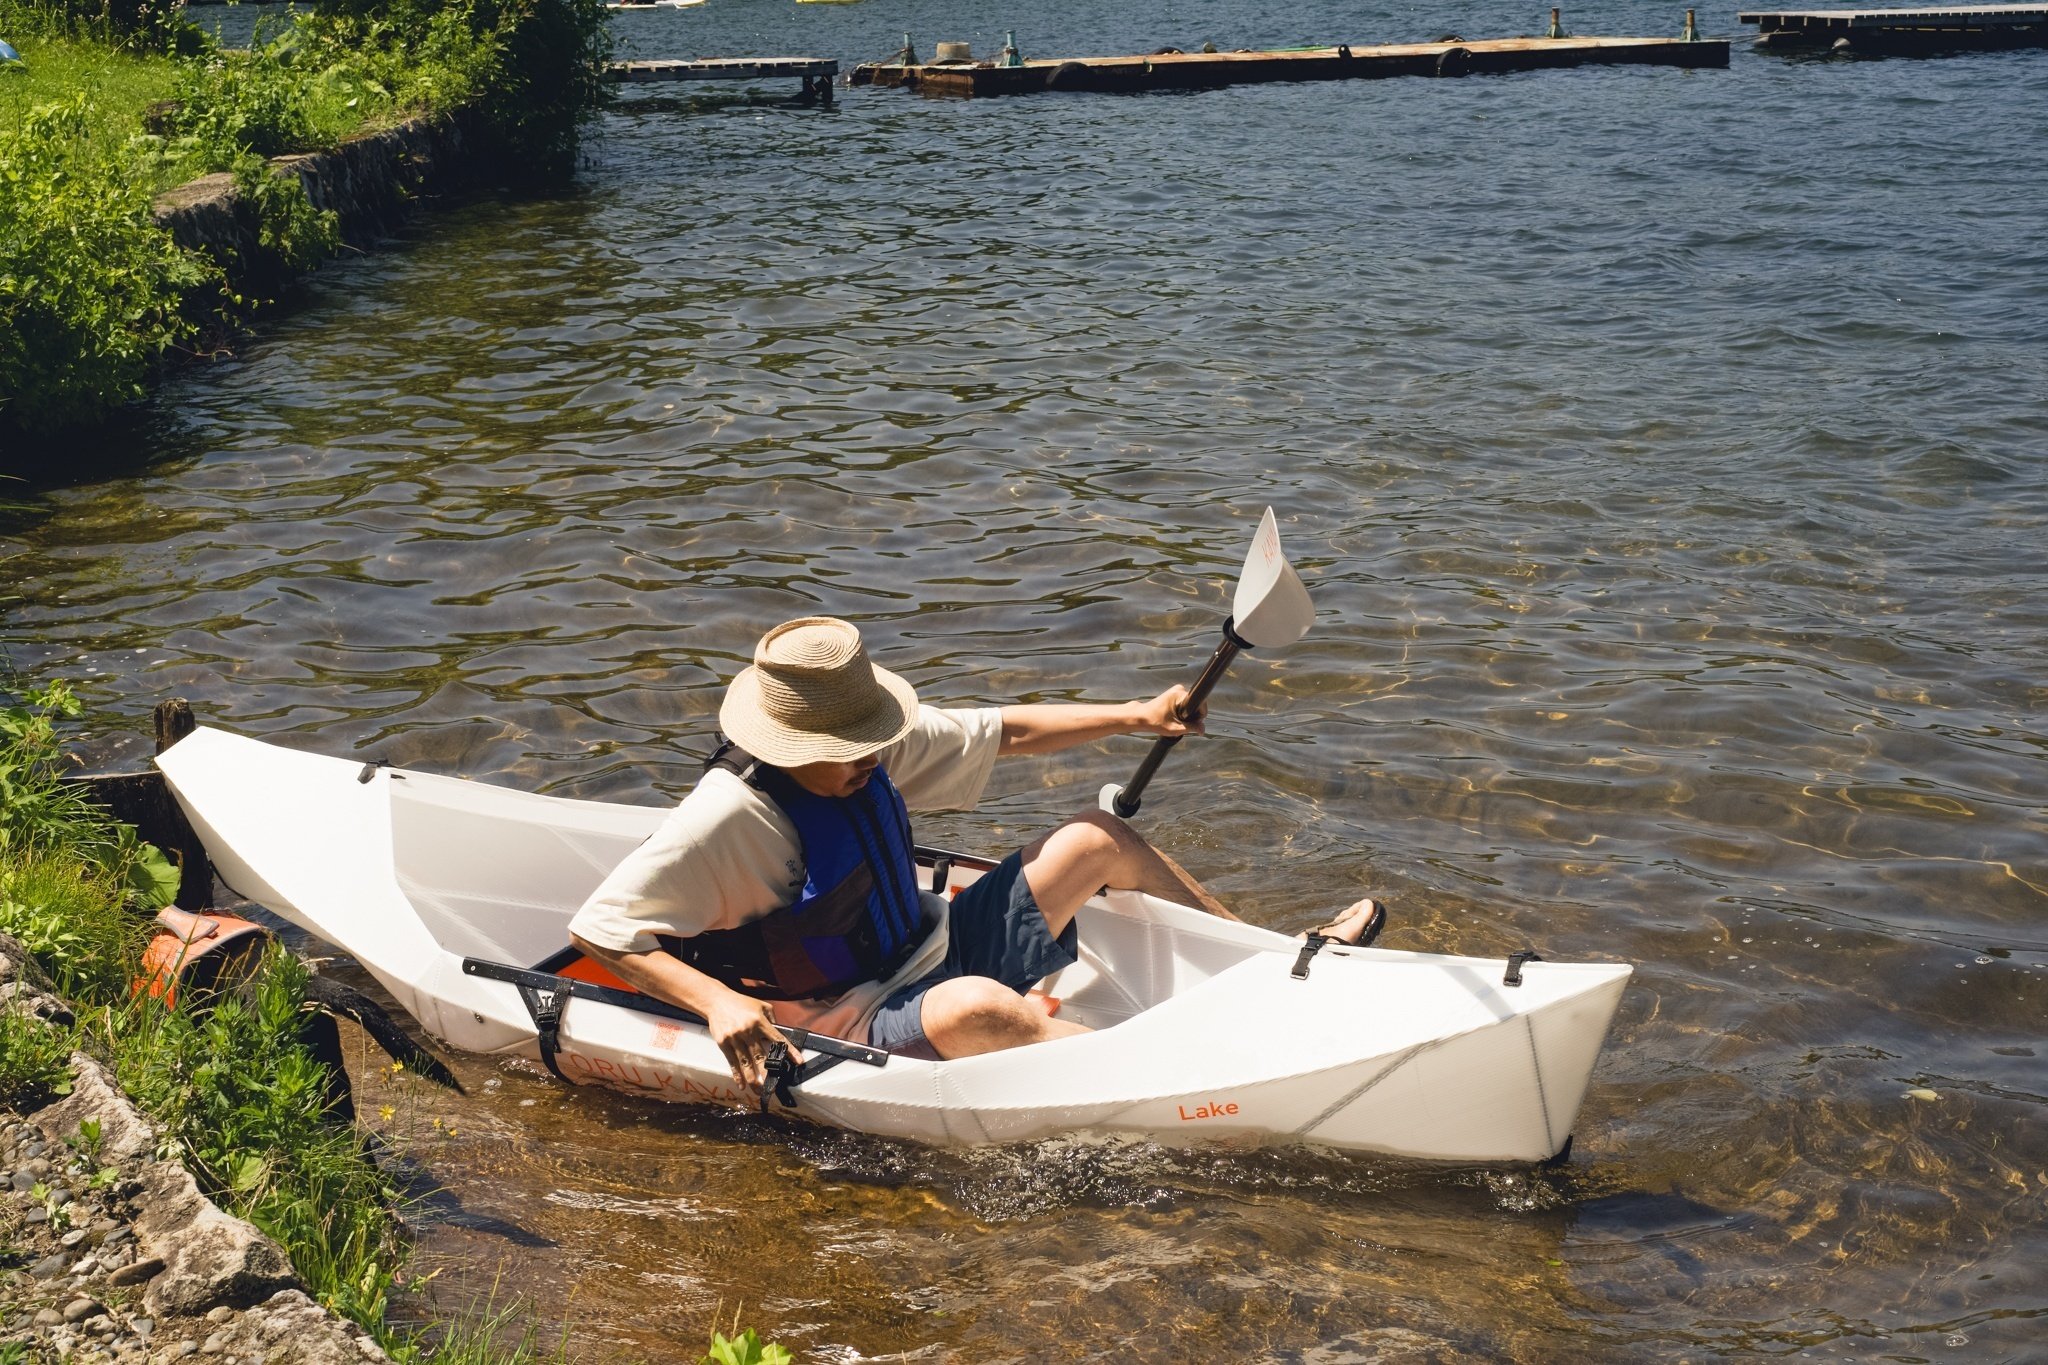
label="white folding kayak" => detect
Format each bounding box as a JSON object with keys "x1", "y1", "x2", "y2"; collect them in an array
[{"x1": 158, "y1": 725, "x2": 1632, "y2": 1163}]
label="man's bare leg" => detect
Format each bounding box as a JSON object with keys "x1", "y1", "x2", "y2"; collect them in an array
[
  {"x1": 917, "y1": 976, "x2": 1090, "y2": 1057},
  {"x1": 919, "y1": 812, "x2": 1385, "y2": 1058},
  {"x1": 1017, "y1": 809, "x2": 1236, "y2": 933}
]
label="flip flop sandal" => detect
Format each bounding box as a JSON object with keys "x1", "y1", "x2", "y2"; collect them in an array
[{"x1": 1291, "y1": 900, "x2": 1388, "y2": 978}]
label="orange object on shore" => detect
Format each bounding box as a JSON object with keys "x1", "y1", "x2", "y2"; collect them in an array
[{"x1": 136, "y1": 907, "x2": 269, "y2": 1007}]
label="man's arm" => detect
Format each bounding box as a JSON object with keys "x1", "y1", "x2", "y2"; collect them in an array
[
  {"x1": 997, "y1": 685, "x2": 1202, "y2": 756},
  {"x1": 568, "y1": 933, "x2": 799, "y2": 1091}
]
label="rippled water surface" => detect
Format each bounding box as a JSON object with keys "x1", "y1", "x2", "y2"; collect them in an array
[{"x1": 5, "y1": 0, "x2": 2047, "y2": 1358}]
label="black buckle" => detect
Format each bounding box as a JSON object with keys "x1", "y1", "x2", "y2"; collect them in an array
[
  {"x1": 761, "y1": 1042, "x2": 797, "y2": 1112},
  {"x1": 514, "y1": 982, "x2": 568, "y2": 1081},
  {"x1": 1503, "y1": 951, "x2": 1544, "y2": 988},
  {"x1": 1292, "y1": 932, "x2": 1336, "y2": 980}
]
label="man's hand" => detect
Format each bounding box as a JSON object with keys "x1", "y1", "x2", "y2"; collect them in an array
[
  {"x1": 704, "y1": 989, "x2": 803, "y2": 1091},
  {"x1": 1130, "y1": 684, "x2": 1205, "y2": 738}
]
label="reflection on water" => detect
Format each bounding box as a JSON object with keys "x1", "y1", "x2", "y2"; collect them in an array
[{"x1": 4, "y1": 0, "x2": 2046, "y2": 1357}]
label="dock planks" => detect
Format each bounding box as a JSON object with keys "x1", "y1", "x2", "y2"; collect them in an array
[
  {"x1": 1739, "y1": 3, "x2": 2048, "y2": 48},
  {"x1": 850, "y1": 35, "x2": 1729, "y2": 97},
  {"x1": 607, "y1": 57, "x2": 837, "y2": 83},
  {"x1": 606, "y1": 57, "x2": 839, "y2": 103}
]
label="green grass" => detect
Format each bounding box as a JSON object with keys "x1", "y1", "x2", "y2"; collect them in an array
[
  {"x1": 0, "y1": 679, "x2": 561, "y2": 1361},
  {"x1": 0, "y1": 32, "x2": 197, "y2": 193}
]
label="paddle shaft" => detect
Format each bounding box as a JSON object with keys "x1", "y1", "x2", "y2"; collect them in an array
[{"x1": 1112, "y1": 616, "x2": 1252, "y2": 818}]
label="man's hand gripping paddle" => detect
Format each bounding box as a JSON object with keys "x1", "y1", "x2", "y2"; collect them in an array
[{"x1": 1101, "y1": 508, "x2": 1314, "y2": 819}]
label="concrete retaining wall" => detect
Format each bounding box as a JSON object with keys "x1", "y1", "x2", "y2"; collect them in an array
[{"x1": 151, "y1": 109, "x2": 485, "y2": 296}]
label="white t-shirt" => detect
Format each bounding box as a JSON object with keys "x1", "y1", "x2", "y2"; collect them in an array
[{"x1": 568, "y1": 705, "x2": 1004, "y2": 1041}]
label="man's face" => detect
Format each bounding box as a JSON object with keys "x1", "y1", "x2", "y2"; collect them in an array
[{"x1": 786, "y1": 753, "x2": 881, "y2": 799}]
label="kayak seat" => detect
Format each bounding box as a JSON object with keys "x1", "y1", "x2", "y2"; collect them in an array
[{"x1": 532, "y1": 945, "x2": 639, "y2": 994}]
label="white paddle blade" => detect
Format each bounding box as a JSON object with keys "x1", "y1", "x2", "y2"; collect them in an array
[{"x1": 1230, "y1": 508, "x2": 1314, "y2": 648}]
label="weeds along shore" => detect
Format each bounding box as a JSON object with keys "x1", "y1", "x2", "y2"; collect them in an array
[
  {"x1": 0, "y1": 682, "x2": 796, "y2": 1363},
  {"x1": 0, "y1": 0, "x2": 612, "y2": 453},
  {"x1": 0, "y1": 681, "x2": 557, "y2": 1362}
]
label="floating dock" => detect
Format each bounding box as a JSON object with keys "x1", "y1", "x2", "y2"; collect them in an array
[
  {"x1": 850, "y1": 32, "x2": 1727, "y2": 97},
  {"x1": 607, "y1": 57, "x2": 838, "y2": 101},
  {"x1": 1739, "y1": 3, "x2": 2048, "y2": 49}
]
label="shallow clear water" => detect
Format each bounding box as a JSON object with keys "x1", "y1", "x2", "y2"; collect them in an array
[{"x1": 4, "y1": 0, "x2": 2046, "y2": 1358}]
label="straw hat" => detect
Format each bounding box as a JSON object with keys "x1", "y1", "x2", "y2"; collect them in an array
[{"x1": 719, "y1": 617, "x2": 919, "y2": 767}]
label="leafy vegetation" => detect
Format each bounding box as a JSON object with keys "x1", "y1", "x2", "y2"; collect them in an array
[
  {"x1": 0, "y1": 680, "x2": 561, "y2": 1360},
  {"x1": 0, "y1": 0, "x2": 610, "y2": 443}
]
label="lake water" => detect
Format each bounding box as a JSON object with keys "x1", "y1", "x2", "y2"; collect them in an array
[{"x1": 4, "y1": 0, "x2": 2045, "y2": 1358}]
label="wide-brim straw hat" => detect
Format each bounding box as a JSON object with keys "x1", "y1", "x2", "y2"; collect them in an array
[{"x1": 719, "y1": 616, "x2": 919, "y2": 767}]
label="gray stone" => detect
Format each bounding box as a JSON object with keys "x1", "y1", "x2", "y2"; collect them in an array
[
  {"x1": 64, "y1": 1296, "x2": 104, "y2": 1322},
  {"x1": 9, "y1": 1169, "x2": 34, "y2": 1191},
  {"x1": 32, "y1": 1055, "x2": 158, "y2": 1167},
  {"x1": 202, "y1": 1331, "x2": 226, "y2": 1352},
  {"x1": 25, "y1": 1206, "x2": 49, "y2": 1224},
  {"x1": 105, "y1": 1226, "x2": 135, "y2": 1246},
  {"x1": 50, "y1": 1186, "x2": 74, "y2": 1206},
  {"x1": 35, "y1": 1307, "x2": 64, "y2": 1326},
  {"x1": 89, "y1": 1313, "x2": 118, "y2": 1334},
  {"x1": 30, "y1": 1252, "x2": 69, "y2": 1279},
  {"x1": 205, "y1": 1306, "x2": 236, "y2": 1324},
  {"x1": 132, "y1": 1316, "x2": 156, "y2": 1337},
  {"x1": 169, "y1": 1340, "x2": 199, "y2": 1358},
  {"x1": 63, "y1": 1227, "x2": 91, "y2": 1247}
]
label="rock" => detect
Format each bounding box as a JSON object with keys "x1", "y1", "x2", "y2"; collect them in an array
[
  {"x1": 169, "y1": 1339, "x2": 200, "y2": 1358},
  {"x1": 111, "y1": 1257, "x2": 167, "y2": 1287},
  {"x1": 49, "y1": 1186, "x2": 75, "y2": 1206},
  {"x1": 132, "y1": 1315, "x2": 156, "y2": 1337},
  {"x1": 30, "y1": 1252, "x2": 69, "y2": 1279},
  {"x1": 105, "y1": 1226, "x2": 135, "y2": 1246},
  {"x1": 131, "y1": 1157, "x2": 294, "y2": 1318},
  {"x1": 89, "y1": 1313, "x2": 118, "y2": 1334},
  {"x1": 76, "y1": 1255, "x2": 103, "y2": 1275},
  {"x1": 202, "y1": 1330, "x2": 226, "y2": 1352},
  {"x1": 10, "y1": 1169, "x2": 35, "y2": 1191},
  {"x1": 35, "y1": 1307, "x2": 64, "y2": 1326},
  {"x1": 63, "y1": 1227, "x2": 92, "y2": 1247},
  {"x1": 25, "y1": 1206, "x2": 50, "y2": 1224},
  {"x1": 31, "y1": 1054, "x2": 159, "y2": 1166},
  {"x1": 205, "y1": 1306, "x2": 236, "y2": 1324},
  {"x1": 64, "y1": 1296, "x2": 105, "y2": 1322}
]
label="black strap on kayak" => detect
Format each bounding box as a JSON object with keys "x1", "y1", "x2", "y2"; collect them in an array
[
  {"x1": 1503, "y1": 950, "x2": 1543, "y2": 987},
  {"x1": 1291, "y1": 932, "x2": 1336, "y2": 980},
  {"x1": 512, "y1": 979, "x2": 569, "y2": 1081},
  {"x1": 463, "y1": 958, "x2": 890, "y2": 1067},
  {"x1": 928, "y1": 855, "x2": 952, "y2": 895}
]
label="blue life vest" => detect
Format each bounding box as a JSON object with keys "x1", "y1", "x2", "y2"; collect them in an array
[{"x1": 661, "y1": 743, "x2": 929, "y2": 1001}]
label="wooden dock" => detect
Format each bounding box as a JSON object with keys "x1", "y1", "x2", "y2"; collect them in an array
[
  {"x1": 607, "y1": 57, "x2": 838, "y2": 101},
  {"x1": 849, "y1": 35, "x2": 1728, "y2": 97},
  {"x1": 1739, "y1": 4, "x2": 2048, "y2": 49}
]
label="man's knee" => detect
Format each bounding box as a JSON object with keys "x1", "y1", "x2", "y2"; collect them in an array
[
  {"x1": 1049, "y1": 808, "x2": 1138, "y2": 863},
  {"x1": 923, "y1": 976, "x2": 1039, "y2": 1050}
]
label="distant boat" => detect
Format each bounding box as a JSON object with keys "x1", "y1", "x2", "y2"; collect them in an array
[{"x1": 605, "y1": 0, "x2": 703, "y2": 9}]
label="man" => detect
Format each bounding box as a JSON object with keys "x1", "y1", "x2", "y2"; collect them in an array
[{"x1": 569, "y1": 616, "x2": 1380, "y2": 1090}]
